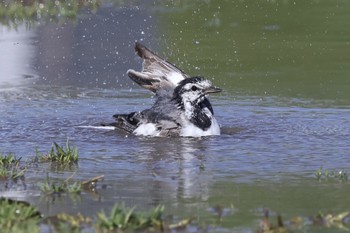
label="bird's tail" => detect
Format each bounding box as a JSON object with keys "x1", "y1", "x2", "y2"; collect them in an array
[{"x1": 101, "y1": 112, "x2": 140, "y2": 134}]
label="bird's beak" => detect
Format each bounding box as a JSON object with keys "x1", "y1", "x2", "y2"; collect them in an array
[{"x1": 204, "y1": 86, "x2": 222, "y2": 94}]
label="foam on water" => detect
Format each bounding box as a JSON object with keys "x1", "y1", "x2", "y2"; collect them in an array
[{"x1": 77, "y1": 125, "x2": 116, "y2": 130}]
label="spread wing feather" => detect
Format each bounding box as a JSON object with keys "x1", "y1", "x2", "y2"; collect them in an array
[{"x1": 127, "y1": 42, "x2": 190, "y2": 93}]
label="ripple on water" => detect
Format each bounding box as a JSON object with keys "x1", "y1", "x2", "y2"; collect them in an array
[{"x1": 1, "y1": 88, "x2": 350, "y2": 184}]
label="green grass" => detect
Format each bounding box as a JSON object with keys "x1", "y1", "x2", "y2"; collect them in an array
[
  {"x1": 36, "y1": 139, "x2": 78, "y2": 164},
  {"x1": 0, "y1": 198, "x2": 191, "y2": 233},
  {"x1": 0, "y1": 165, "x2": 26, "y2": 180},
  {"x1": 47, "y1": 212, "x2": 92, "y2": 233},
  {"x1": 44, "y1": 203, "x2": 191, "y2": 232},
  {"x1": 0, "y1": 153, "x2": 25, "y2": 181},
  {"x1": 0, "y1": 198, "x2": 41, "y2": 233},
  {"x1": 257, "y1": 209, "x2": 350, "y2": 233},
  {"x1": 315, "y1": 167, "x2": 348, "y2": 182},
  {"x1": 0, "y1": 153, "x2": 21, "y2": 166},
  {"x1": 0, "y1": 0, "x2": 100, "y2": 28},
  {"x1": 1, "y1": 196, "x2": 349, "y2": 233},
  {"x1": 39, "y1": 175, "x2": 82, "y2": 195},
  {"x1": 96, "y1": 204, "x2": 165, "y2": 231}
]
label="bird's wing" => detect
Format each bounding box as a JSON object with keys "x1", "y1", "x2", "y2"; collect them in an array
[
  {"x1": 101, "y1": 112, "x2": 140, "y2": 133},
  {"x1": 139, "y1": 106, "x2": 182, "y2": 137},
  {"x1": 157, "y1": 120, "x2": 181, "y2": 137},
  {"x1": 127, "y1": 42, "x2": 190, "y2": 94}
]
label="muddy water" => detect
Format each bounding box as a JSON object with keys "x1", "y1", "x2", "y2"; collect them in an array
[{"x1": 1, "y1": 1, "x2": 350, "y2": 232}]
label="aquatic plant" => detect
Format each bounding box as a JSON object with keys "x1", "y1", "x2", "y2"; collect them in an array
[
  {"x1": 0, "y1": 153, "x2": 21, "y2": 166},
  {"x1": 39, "y1": 175, "x2": 81, "y2": 195},
  {"x1": 199, "y1": 160, "x2": 205, "y2": 172},
  {"x1": 257, "y1": 212, "x2": 290, "y2": 233},
  {"x1": 36, "y1": 139, "x2": 78, "y2": 164},
  {"x1": 0, "y1": 165, "x2": 26, "y2": 181},
  {"x1": 0, "y1": 198, "x2": 41, "y2": 233},
  {"x1": 46, "y1": 212, "x2": 92, "y2": 233},
  {"x1": 314, "y1": 167, "x2": 348, "y2": 182},
  {"x1": 0, "y1": 0, "x2": 100, "y2": 28},
  {"x1": 257, "y1": 208, "x2": 350, "y2": 233},
  {"x1": 0, "y1": 153, "x2": 26, "y2": 182},
  {"x1": 66, "y1": 181, "x2": 82, "y2": 193},
  {"x1": 313, "y1": 211, "x2": 350, "y2": 230},
  {"x1": 41, "y1": 203, "x2": 190, "y2": 233},
  {"x1": 40, "y1": 174, "x2": 106, "y2": 196},
  {"x1": 96, "y1": 204, "x2": 165, "y2": 231}
]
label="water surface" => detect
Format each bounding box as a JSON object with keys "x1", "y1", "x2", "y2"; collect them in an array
[{"x1": 1, "y1": 1, "x2": 350, "y2": 232}]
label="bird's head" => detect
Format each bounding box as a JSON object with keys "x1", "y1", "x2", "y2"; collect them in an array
[{"x1": 172, "y1": 77, "x2": 222, "y2": 107}]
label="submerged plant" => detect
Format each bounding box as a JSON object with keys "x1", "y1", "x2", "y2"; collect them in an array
[
  {"x1": 47, "y1": 212, "x2": 92, "y2": 233},
  {"x1": 314, "y1": 167, "x2": 348, "y2": 182},
  {"x1": 0, "y1": 153, "x2": 21, "y2": 166},
  {"x1": 0, "y1": 153, "x2": 26, "y2": 184},
  {"x1": 313, "y1": 211, "x2": 350, "y2": 230},
  {"x1": 0, "y1": 0, "x2": 100, "y2": 28},
  {"x1": 0, "y1": 166, "x2": 26, "y2": 180},
  {"x1": 36, "y1": 139, "x2": 78, "y2": 164},
  {"x1": 39, "y1": 175, "x2": 82, "y2": 195},
  {"x1": 39, "y1": 174, "x2": 106, "y2": 198},
  {"x1": 199, "y1": 160, "x2": 205, "y2": 172},
  {"x1": 0, "y1": 198, "x2": 41, "y2": 233},
  {"x1": 0, "y1": 195, "x2": 191, "y2": 233},
  {"x1": 257, "y1": 209, "x2": 291, "y2": 233},
  {"x1": 39, "y1": 180, "x2": 66, "y2": 194},
  {"x1": 96, "y1": 204, "x2": 165, "y2": 231},
  {"x1": 315, "y1": 167, "x2": 323, "y2": 180},
  {"x1": 257, "y1": 208, "x2": 350, "y2": 233}
]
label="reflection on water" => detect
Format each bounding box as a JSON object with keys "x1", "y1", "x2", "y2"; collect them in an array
[
  {"x1": 0, "y1": 25, "x2": 37, "y2": 88},
  {"x1": 135, "y1": 137, "x2": 210, "y2": 201},
  {"x1": 158, "y1": 0, "x2": 350, "y2": 102},
  {"x1": 35, "y1": 6, "x2": 158, "y2": 88},
  {"x1": 1, "y1": 1, "x2": 350, "y2": 232}
]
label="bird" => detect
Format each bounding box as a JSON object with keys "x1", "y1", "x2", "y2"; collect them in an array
[{"x1": 104, "y1": 42, "x2": 222, "y2": 137}]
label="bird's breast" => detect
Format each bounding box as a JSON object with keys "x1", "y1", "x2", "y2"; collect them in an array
[{"x1": 180, "y1": 110, "x2": 220, "y2": 137}]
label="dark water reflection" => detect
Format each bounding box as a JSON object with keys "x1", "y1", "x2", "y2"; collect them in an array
[
  {"x1": 1, "y1": 1, "x2": 350, "y2": 232},
  {"x1": 35, "y1": 5, "x2": 158, "y2": 88}
]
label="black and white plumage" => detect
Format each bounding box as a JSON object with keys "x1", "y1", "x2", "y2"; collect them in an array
[{"x1": 106, "y1": 42, "x2": 222, "y2": 137}]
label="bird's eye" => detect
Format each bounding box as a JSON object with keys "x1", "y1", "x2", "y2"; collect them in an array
[{"x1": 191, "y1": 86, "x2": 198, "y2": 91}]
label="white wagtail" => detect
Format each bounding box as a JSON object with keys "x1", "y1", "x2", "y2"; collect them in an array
[{"x1": 104, "y1": 42, "x2": 222, "y2": 137}]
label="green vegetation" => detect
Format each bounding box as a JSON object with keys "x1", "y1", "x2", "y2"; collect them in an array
[
  {"x1": 257, "y1": 210, "x2": 290, "y2": 233},
  {"x1": 1, "y1": 140, "x2": 81, "y2": 194},
  {"x1": 39, "y1": 174, "x2": 105, "y2": 196},
  {"x1": 0, "y1": 140, "x2": 78, "y2": 190},
  {"x1": 96, "y1": 204, "x2": 165, "y2": 231},
  {"x1": 39, "y1": 178, "x2": 82, "y2": 195},
  {"x1": 0, "y1": 0, "x2": 100, "y2": 28},
  {"x1": 2, "y1": 143, "x2": 350, "y2": 233},
  {"x1": 0, "y1": 198, "x2": 191, "y2": 233},
  {"x1": 314, "y1": 211, "x2": 350, "y2": 230},
  {"x1": 257, "y1": 209, "x2": 350, "y2": 233},
  {"x1": 36, "y1": 139, "x2": 78, "y2": 164},
  {"x1": 0, "y1": 198, "x2": 41, "y2": 233},
  {"x1": 0, "y1": 153, "x2": 25, "y2": 182},
  {"x1": 1, "y1": 197, "x2": 349, "y2": 233},
  {"x1": 199, "y1": 160, "x2": 205, "y2": 172},
  {"x1": 47, "y1": 212, "x2": 92, "y2": 233},
  {"x1": 0, "y1": 153, "x2": 21, "y2": 166},
  {"x1": 95, "y1": 203, "x2": 193, "y2": 232},
  {"x1": 315, "y1": 167, "x2": 348, "y2": 182}
]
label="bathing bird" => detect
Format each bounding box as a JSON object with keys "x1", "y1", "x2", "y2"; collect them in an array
[{"x1": 105, "y1": 42, "x2": 222, "y2": 137}]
